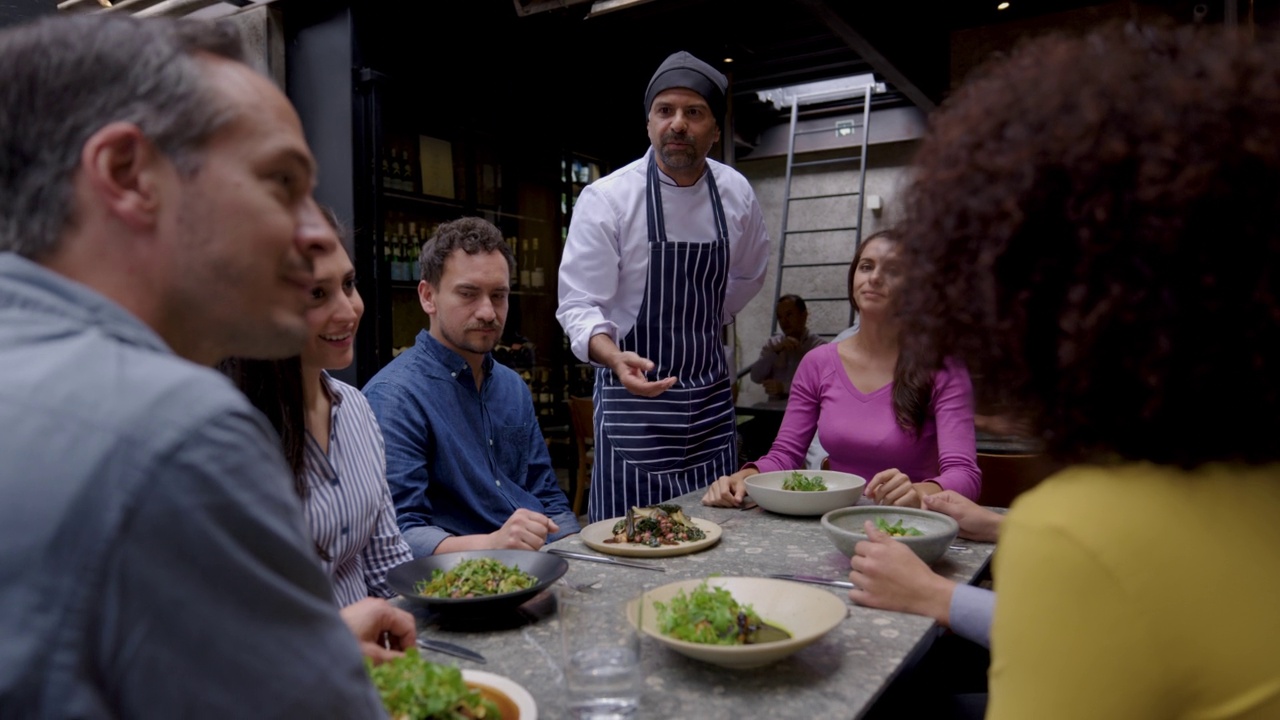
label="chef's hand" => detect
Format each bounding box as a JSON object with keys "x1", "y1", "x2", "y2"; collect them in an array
[
  {"x1": 340, "y1": 598, "x2": 416, "y2": 665},
  {"x1": 702, "y1": 468, "x2": 756, "y2": 507},
  {"x1": 488, "y1": 509, "x2": 559, "y2": 550},
  {"x1": 923, "y1": 491, "x2": 1003, "y2": 543},
  {"x1": 865, "y1": 469, "x2": 923, "y2": 508},
  {"x1": 847, "y1": 521, "x2": 955, "y2": 626},
  {"x1": 612, "y1": 351, "x2": 677, "y2": 397}
]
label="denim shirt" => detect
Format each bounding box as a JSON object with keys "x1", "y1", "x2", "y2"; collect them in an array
[
  {"x1": 0, "y1": 254, "x2": 383, "y2": 717},
  {"x1": 363, "y1": 330, "x2": 580, "y2": 556}
]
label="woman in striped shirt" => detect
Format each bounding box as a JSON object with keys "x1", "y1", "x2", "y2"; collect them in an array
[{"x1": 223, "y1": 213, "x2": 411, "y2": 607}]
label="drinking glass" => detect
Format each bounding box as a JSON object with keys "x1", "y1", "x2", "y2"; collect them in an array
[{"x1": 558, "y1": 584, "x2": 642, "y2": 720}]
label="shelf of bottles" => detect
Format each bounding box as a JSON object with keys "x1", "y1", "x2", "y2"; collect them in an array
[{"x1": 559, "y1": 154, "x2": 604, "y2": 245}]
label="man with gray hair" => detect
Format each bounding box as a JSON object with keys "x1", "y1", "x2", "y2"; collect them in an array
[{"x1": 0, "y1": 14, "x2": 396, "y2": 716}]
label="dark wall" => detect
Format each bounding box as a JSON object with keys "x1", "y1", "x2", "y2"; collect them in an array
[
  {"x1": 284, "y1": 2, "x2": 361, "y2": 385},
  {"x1": 0, "y1": 0, "x2": 54, "y2": 29}
]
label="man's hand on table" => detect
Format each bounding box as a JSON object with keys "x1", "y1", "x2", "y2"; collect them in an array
[
  {"x1": 847, "y1": 521, "x2": 956, "y2": 627},
  {"x1": 488, "y1": 508, "x2": 559, "y2": 550},
  {"x1": 341, "y1": 597, "x2": 416, "y2": 665}
]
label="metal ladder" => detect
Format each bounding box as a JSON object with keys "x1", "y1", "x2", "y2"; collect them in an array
[{"x1": 757, "y1": 74, "x2": 884, "y2": 339}]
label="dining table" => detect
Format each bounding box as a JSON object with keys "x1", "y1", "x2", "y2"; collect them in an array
[{"x1": 402, "y1": 488, "x2": 997, "y2": 720}]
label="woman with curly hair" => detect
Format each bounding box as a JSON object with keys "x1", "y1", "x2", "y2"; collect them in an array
[
  {"x1": 886, "y1": 22, "x2": 1280, "y2": 719},
  {"x1": 702, "y1": 228, "x2": 982, "y2": 508}
]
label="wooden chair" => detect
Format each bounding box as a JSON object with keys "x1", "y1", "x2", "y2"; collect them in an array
[{"x1": 566, "y1": 396, "x2": 594, "y2": 517}]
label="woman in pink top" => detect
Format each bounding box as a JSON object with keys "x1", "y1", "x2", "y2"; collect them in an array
[{"x1": 703, "y1": 229, "x2": 981, "y2": 507}]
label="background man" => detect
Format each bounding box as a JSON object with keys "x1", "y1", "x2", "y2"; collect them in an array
[
  {"x1": 750, "y1": 294, "x2": 826, "y2": 401},
  {"x1": 557, "y1": 50, "x2": 770, "y2": 522},
  {"x1": 365, "y1": 217, "x2": 580, "y2": 557},
  {"x1": 0, "y1": 15, "x2": 401, "y2": 716}
]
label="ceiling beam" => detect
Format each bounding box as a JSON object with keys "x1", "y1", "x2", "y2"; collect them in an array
[
  {"x1": 511, "y1": 0, "x2": 593, "y2": 17},
  {"x1": 795, "y1": 0, "x2": 938, "y2": 113}
]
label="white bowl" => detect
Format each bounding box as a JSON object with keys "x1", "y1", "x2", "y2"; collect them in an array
[
  {"x1": 745, "y1": 470, "x2": 867, "y2": 516},
  {"x1": 626, "y1": 577, "x2": 848, "y2": 669},
  {"x1": 464, "y1": 670, "x2": 537, "y2": 720},
  {"x1": 820, "y1": 506, "x2": 959, "y2": 565}
]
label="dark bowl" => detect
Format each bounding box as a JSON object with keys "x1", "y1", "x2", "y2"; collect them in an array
[{"x1": 387, "y1": 550, "x2": 568, "y2": 613}]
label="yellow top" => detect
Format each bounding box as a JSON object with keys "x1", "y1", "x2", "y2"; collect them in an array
[{"x1": 989, "y1": 462, "x2": 1280, "y2": 719}]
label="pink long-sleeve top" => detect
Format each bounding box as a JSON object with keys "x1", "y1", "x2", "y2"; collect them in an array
[{"x1": 748, "y1": 343, "x2": 982, "y2": 500}]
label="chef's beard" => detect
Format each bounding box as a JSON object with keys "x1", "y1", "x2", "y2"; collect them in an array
[{"x1": 658, "y1": 132, "x2": 699, "y2": 169}]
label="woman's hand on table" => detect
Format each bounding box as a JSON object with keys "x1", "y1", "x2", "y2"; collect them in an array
[
  {"x1": 340, "y1": 597, "x2": 416, "y2": 665},
  {"x1": 701, "y1": 468, "x2": 755, "y2": 507},
  {"x1": 865, "y1": 469, "x2": 923, "y2": 507},
  {"x1": 847, "y1": 520, "x2": 957, "y2": 627},
  {"x1": 922, "y1": 490, "x2": 1003, "y2": 543}
]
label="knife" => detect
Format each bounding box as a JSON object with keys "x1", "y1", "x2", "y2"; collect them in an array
[
  {"x1": 546, "y1": 547, "x2": 666, "y2": 572},
  {"x1": 417, "y1": 638, "x2": 487, "y2": 664},
  {"x1": 766, "y1": 573, "x2": 855, "y2": 590}
]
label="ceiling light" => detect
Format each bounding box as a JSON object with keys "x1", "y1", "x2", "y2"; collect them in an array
[
  {"x1": 997, "y1": 2, "x2": 1010, "y2": 9},
  {"x1": 586, "y1": 0, "x2": 658, "y2": 18},
  {"x1": 724, "y1": 57, "x2": 734, "y2": 63}
]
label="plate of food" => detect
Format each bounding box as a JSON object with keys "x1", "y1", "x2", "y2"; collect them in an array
[
  {"x1": 745, "y1": 469, "x2": 866, "y2": 516},
  {"x1": 367, "y1": 647, "x2": 538, "y2": 719},
  {"x1": 580, "y1": 504, "x2": 722, "y2": 558},
  {"x1": 386, "y1": 550, "x2": 567, "y2": 612},
  {"x1": 625, "y1": 576, "x2": 848, "y2": 668},
  {"x1": 820, "y1": 506, "x2": 959, "y2": 565}
]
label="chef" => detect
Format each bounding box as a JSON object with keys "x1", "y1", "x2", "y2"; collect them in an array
[{"x1": 556, "y1": 50, "x2": 770, "y2": 522}]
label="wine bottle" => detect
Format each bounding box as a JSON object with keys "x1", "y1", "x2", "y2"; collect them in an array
[
  {"x1": 389, "y1": 143, "x2": 403, "y2": 192},
  {"x1": 538, "y1": 369, "x2": 554, "y2": 415},
  {"x1": 530, "y1": 237, "x2": 545, "y2": 290},
  {"x1": 519, "y1": 238, "x2": 531, "y2": 289},
  {"x1": 508, "y1": 237, "x2": 519, "y2": 289},
  {"x1": 394, "y1": 222, "x2": 408, "y2": 281},
  {"x1": 382, "y1": 214, "x2": 394, "y2": 271}
]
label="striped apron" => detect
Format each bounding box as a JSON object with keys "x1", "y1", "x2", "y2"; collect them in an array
[{"x1": 588, "y1": 154, "x2": 738, "y2": 523}]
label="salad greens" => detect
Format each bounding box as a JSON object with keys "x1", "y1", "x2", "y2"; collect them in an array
[
  {"x1": 415, "y1": 558, "x2": 536, "y2": 599},
  {"x1": 366, "y1": 648, "x2": 500, "y2": 719},
  {"x1": 782, "y1": 471, "x2": 827, "y2": 492},
  {"x1": 875, "y1": 517, "x2": 925, "y2": 537},
  {"x1": 654, "y1": 580, "x2": 767, "y2": 646}
]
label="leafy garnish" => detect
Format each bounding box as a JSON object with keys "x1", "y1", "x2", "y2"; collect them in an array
[
  {"x1": 874, "y1": 517, "x2": 925, "y2": 537},
  {"x1": 366, "y1": 648, "x2": 500, "y2": 719},
  {"x1": 607, "y1": 504, "x2": 707, "y2": 547},
  {"x1": 782, "y1": 471, "x2": 827, "y2": 492},
  {"x1": 415, "y1": 558, "x2": 536, "y2": 599},
  {"x1": 654, "y1": 580, "x2": 767, "y2": 645}
]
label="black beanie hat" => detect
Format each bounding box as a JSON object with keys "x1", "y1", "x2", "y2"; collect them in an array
[{"x1": 644, "y1": 51, "x2": 728, "y2": 128}]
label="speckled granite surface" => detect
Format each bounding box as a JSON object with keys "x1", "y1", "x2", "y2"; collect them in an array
[{"x1": 404, "y1": 490, "x2": 996, "y2": 720}]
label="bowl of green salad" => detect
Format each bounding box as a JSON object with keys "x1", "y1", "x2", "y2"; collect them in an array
[
  {"x1": 387, "y1": 550, "x2": 568, "y2": 613},
  {"x1": 820, "y1": 506, "x2": 959, "y2": 564},
  {"x1": 744, "y1": 469, "x2": 866, "y2": 516},
  {"x1": 626, "y1": 577, "x2": 848, "y2": 668}
]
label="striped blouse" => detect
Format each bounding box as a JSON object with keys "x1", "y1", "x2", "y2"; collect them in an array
[{"x1": 302, "y1": 373, "x2": 412, "y2": 607}]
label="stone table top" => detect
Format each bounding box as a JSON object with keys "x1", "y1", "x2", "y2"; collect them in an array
[{"x1": 404, "y1": 490, "x2": 996, "y2": 720}]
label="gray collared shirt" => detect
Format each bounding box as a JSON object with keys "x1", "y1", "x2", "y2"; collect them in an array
[{"x1": 0, "y1": 254, "x2": 384, "y2": 718}]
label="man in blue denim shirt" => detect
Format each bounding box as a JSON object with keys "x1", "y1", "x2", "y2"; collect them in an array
[{"x1": 365, "y1": 218, "x2": 580, "y2": 557}]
